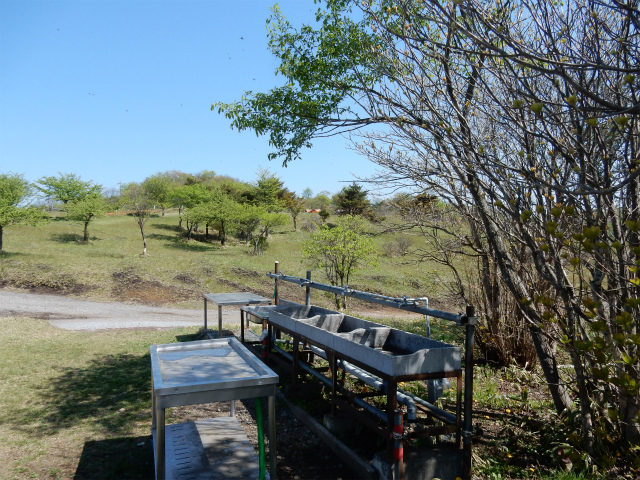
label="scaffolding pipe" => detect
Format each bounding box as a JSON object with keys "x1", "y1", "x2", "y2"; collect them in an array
[
  {"x1": 272, "y1": 345, "x2": 388, "y2": 423},
  {"x1": 266, "y1": 272, "x2": 465, "y2": 324},
  {"x1": 397, "y1": 387, "x2": 457, "y2": 425},
  {"x1": 308, "y1": 344, "x2": 456, "y2": 425},
  {"x1": 306, "y1": 344, "x2": 418, "y2": 421}
]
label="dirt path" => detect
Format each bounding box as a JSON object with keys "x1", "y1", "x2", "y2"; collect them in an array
[
  {"x1": 0, "y1": 288, "x2": 427, "y2": 331},
  {"x1": 0, "y1": 288, "x2": 207, "y2": 330}
]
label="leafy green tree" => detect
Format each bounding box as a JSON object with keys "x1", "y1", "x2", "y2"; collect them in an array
[
  {"x1": 232, "y1": 204, "x2": 266, "y2": 246},
  {"x1": 170, "y1": 183, "x2": 212, "y2": 231},
  {"x1": 257, "y1": 211, "x2": 288, "y2": 247},
  {"x1": 0, "y1": 173, "x2": 49, "y2": 252},
  {"x1": 252, "y1": 168, "x2": 286, "y2": 212},
  {"x1": 36, "y1": 173, "x2": 102, "y2": 205},
  {"x1": 333, "y1": 183, "x2": 371, "y2": 216},
  {"x1": 142, "y1": 173, "x2": 174, "y2": 216},
  {"x1": 207, "y1": 193, "x2": 241, "y2": 245},
  {"x1": 301, "y1": 187, "x2": 313, "y2": 199},
  {"x1": 65, "y1": 194, "x2": 109, "y2": 241},
  {"x1": 185, "y1": 192, "x2": 241, "y2": 244},
  {"x1": 302, "y1": 215, "x2": 378, "y2": 309},
  {"x1": 281, "y1": 189, "x2": 305, "y2": 230}
]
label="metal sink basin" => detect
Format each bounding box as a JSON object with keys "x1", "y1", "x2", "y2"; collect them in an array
[{"x1": 269, "y1": 306, "x2": 461, "y2": 376}]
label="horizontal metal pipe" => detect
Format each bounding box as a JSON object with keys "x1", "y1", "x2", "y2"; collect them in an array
[
  {"x1": 266, "y1": 272, "x2": 463, "y2": 323},
  {"x1": 397, "y1": 387, "x2": 457, "y2": 425},
  {"x1": 272, "y1": 345, "x2": 387, "y2": 423},
  {"x1": 307, "y1": 345, "x2": 418, "y2": 422}
]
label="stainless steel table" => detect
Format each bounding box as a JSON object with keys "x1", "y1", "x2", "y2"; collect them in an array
[
  {"x1": 203, "y1": 292, "x2": 272, "y2": 339},
  {"x1": 151, "y1": 337, "x2": 279, "y2": 480}
]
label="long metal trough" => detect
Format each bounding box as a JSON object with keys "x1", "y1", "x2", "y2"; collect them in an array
[{"x1": 268, "y1": 306, "x2": 461, "y2": 377}]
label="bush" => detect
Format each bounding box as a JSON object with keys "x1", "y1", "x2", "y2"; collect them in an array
[{"x1": 382, "y1": 236, "x2": 412, "y2": 258}]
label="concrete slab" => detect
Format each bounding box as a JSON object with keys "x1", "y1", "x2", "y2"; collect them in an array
[{"x1": 156, "y1": 417, "x2": 268, "y2": 480}]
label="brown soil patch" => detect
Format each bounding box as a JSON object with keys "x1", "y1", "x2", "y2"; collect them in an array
[{"x1": 111, "y1": 269, "x2": 199, "y2": 306}]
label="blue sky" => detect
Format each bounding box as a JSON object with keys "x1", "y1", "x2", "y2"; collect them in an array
[{"x1": 0, "y1": 0, "x2": 379, "y2": 198}]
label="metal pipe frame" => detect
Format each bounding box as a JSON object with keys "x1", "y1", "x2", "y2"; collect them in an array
[
  {"x1": 268, "y1": 267, "x2": 477, "y2": 480},
  {"x1": 266, "y1": 272, "x2": 469, "y2": 324}
]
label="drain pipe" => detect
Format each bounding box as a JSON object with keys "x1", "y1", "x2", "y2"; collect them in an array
[
  {"x1": 397, "y1": 387, "x2": 457, "y2": 425},
  {"x1": 272, "y1": 344, "x2": 387, "y2": 423},
  {"x1": 306, "y1": 345, "x2": 419, "y2": 422},
  {"x1": 307, "y1": 345, "x2": 457, "y2": 424},
  {"x1": 421, "y1": 297, "x2": 431, "y2": 339}
]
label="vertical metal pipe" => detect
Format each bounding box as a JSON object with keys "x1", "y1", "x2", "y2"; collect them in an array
[
  {"x1": 230, "y1": 400, "x2": 236, "y2": 417},
  {"x1": 463, "y1": 305, "x2": 475, "y2": 480},
  {"x1": 203, "y1": 297, "x2": 207, "y2": 332},
  {"x1": 393, "y1": 409, "x2": 404, "y2": 480},
  {"x1": 266, "y1": 324, "x2": 273, "y2": 367},
  {"x1": 268, "y1": 395, "x2": 277, "y2": 480},
  {"x1": 155, "y1": 406, "x2": 165, "y2": 480},
  {"x1": 425, "y1": 297, "x2": 430, "y2": 338},
  {"x1": 240, "y1": 310, "x2": 245, "y2": 344},
  {"x1": 291, "y1": 334, "x2": 300, "y2": 389},
  {"x1": 305, "y1": 270, "x2": 311, "y2": 305},
  {"x1": 329, "y1": 352, "x2": 338, "y2": 416},
  {"x1": 274, "y1": 261, "x2": 279, "y2": 305},
  {"x1": 386, "y1": 379, "x2": 398, "y2": 461}
]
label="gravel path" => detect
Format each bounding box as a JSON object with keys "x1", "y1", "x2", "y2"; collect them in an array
[{"x1": 0, "y1": 289, "x2": 242, "y2": 331}]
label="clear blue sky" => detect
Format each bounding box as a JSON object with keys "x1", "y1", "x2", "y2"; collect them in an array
[{"x1": 0, "y1": 0, "x2": 378, "y2": 198}]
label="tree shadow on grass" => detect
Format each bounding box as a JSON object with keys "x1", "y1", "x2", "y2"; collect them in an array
[
  {"x1": 50, "y1": 233, "x2": 87, "y2": 244},
  {"x1": 12, "y1": 352, "x2": 153, "y2": 437},
  {"x1": 152, "y1": 222, "x2": 182, "y2": 232},
  {"x1": 74, "y1": 435, "x2": 154, "y2": 479},
  {"x1": 148, "y1": 232, "x2": 220, "y2": 252}
]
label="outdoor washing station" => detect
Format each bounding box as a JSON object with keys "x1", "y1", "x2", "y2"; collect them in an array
[{"x1": 243, "y1": 263, "x2": 478, "y2": 480}]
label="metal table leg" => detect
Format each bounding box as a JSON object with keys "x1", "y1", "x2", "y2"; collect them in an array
[
  {"x1": 218, "y1": 304, "x2": 223, "y2": 339},
  {"x1": 240, "y1": 309, "x2": 246, "y2": 343},
  {"x1": 155, "y1": 405, "x2": 165, "y2": 480},
  {"x1": 203, "y1": 297, "x2": 208, "y2": 332}
]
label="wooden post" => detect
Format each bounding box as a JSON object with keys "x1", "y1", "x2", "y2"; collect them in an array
[{"x1": 306, "y1": 270, "x2": 312, "y2": 305}]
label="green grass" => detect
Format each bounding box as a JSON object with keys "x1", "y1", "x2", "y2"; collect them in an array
[
  {"x1": 0, "y1": 316, "x2": 202, "y2": 480},
  {"x1": 0, "y1": 211, "x2": 459, "y2": 311},
  {"x1": 2, "y1": 211, "x2": 607, "y2": 479}
]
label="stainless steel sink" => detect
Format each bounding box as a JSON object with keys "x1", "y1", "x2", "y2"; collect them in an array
[{"x1": 269, "y1": 307, "x2": 461, "y2": 376}]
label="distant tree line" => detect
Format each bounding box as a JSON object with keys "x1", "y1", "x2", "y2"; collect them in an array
[{"x1": 0, "y1": 169, "x2": 385, "y2": 256}]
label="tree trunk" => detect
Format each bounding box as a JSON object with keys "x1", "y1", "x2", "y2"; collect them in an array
[
  {"x1": 467, "y1": 171, "x2": 574, "y2": 414},
  {"x1": 529, "y1": 325, "x2": 573, "y2": 414},
  {"x1": 138, "y1": 222, "x2": 147, "y2": 256},
  {"x1": 220, "y1": 220, "x2": 226, "y2": 246},
  {"x1": 621, "y1": 388, "x2": 640, "y2": 445},
  {"x1": 83, "y1": 221, "x2": 89, "y2": 241},
  {"x1": 0, "y1": 225, "x2": 3, "y2": 252}
]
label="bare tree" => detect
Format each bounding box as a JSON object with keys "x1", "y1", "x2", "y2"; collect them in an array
[
  {"x1": 120, "y1": 183, "x2": 152, "y2": 256},
  {"x1": 214, "y1": 0, "x2": 640, "y2": 459}
]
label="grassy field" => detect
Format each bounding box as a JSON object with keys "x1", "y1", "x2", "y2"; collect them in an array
[
  {"x1": 0, "y1": 210, "x2": 457, "y2": 311},
  {"x1": 0, "y1": 317, "x2": 198, "y2": 480},
  {"x1": 0, "y1": 212, "x2": 607, "y2": 479}
]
